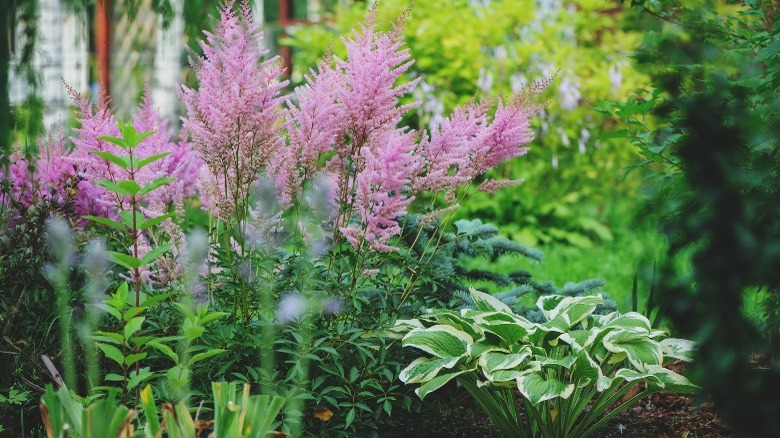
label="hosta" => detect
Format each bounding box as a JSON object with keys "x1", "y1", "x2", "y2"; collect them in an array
[{"x1": 396, "y1": 289, "x2": 698, "y2": 437}]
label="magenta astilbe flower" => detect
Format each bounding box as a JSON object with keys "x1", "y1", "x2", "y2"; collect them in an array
[
  {"x1": 471, "y1": 96, "x2": 537, "y2": 175},
  {"x1": 179, "y1": 0, "x2": 287, "y2": 221},
  {"x1": 341, "y1": 129, "x2": 419, "y2": 252}
]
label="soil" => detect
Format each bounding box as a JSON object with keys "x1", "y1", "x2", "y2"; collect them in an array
[{"x1": 381, "y1": 391, "x2": 736, "y2": 437}]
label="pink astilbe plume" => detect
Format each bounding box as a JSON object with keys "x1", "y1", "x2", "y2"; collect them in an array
[
  {"x1": 179, "y1": 0, "x2": 287, "y2": 221},
  {"x1": 271, "y1": 59, "x2": 344, "y2": 207},
  {"x1": 4, "y1": 128, "x2": 80, "y2": 216},
  {"x1": 336, "y1": 6, "x2": 419, "y2": 149},
  {"x1": 341, "y1": 129, "x2": 419, "y2": 252},
  {"x1": 67, "y1": 85, "x2": 200, "y2": 219}
]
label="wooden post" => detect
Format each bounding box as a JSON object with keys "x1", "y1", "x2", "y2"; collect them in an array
[{"x1": 95, "y1": 0, "x2": 112, "y2": 102}]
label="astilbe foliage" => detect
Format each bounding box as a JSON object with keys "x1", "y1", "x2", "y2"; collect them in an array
[{"x1": 179, "y1": 0, "x2": 287, "y2": 221}]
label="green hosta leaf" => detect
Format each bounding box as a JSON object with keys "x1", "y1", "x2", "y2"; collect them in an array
[
  {"x1": 124, "y1": 316, "x2": 145, "y2": 339},
  {"x1": 402, "y1": 325, "x2": 472, "y2": 359},
  {"x1": 97, "y1": 343, "x2": 125, "y2": 366},
  {"x1": 479, "y1": 350, "x2": 531, "y2": 375},
  {"x1": 98, "y1": 135, "x2": 128, "y2": 149},
  {"x1": 147, "y1": 341, "x2": 179, "y2": 364},
  {"x1": 83, "y1": 215, "x2": 127, "y2": 231},
  {"x1": 660, "y1": 338, "x2": 695, "y2": 362},
  {"x1": 516, "y1": 372, "x2": 575, "y2": 405},
  {"x1": 90, "y1": 150, "x2": 131, "y2": 169},
  {"x1": 136, "y1": 152, "x2": 171, "y2": 171},
  {"x1": 644, "y1": 365, "x2": 699, "y2": 393},
  {"x1": 140, "y1": 242, "x2": 173, "y2": 266},
  {"x1": 400, "y1": 356, "x2": 461, "y2": 384},
  {"x1": 469, "y1": 288, "x2": 512, "y2": 313},
  {"x1": 95, "y1": 180, "x2": 130, "y2": 197},
  {"x1": 125, "y1": 352, "x2": 147, "y2": 367},
  {"x1": 139, "y1": 212, "x2": 175, "y2": 231},
  {"x1": 467, "y1": 343, "x2": 504, "y2": 359},
  {"x1": 416, "y1": 368, "x2": 474, "y2": 400},
  {"x1": 106, "y1": 251, "x2": 142, "y2": 270},
  {"x1": 189, "y1": 349, "x2": 227, "y2": 365},
  {"x1": 138, "y1": 177, "x2": 176, "y2": 197},
  {"x1": 603, "y1": 330, "x2": 663, "y2": 371}
]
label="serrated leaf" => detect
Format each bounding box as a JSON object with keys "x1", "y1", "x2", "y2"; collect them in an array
[
  {"x1": 189, "y1": 349, "x2": 227, "y2": 365},
  {"x1": 124, "y1": 316, "x2": 145, "y2": 338},
  {"x1": 140, "y1": 242, "x2": 173, "y2": 266},
  {"x1": 139, "y1": 212, "x2": 174, "y2": 231},
  {"x1": 97, "y1": 343, "x2": 125, "y2": 366},
  {"x1": 138, "y1": 177, "x2": 176, "y2": 197},
  {"x1": 90, "y1": 150, "x2": 131, "y2": 169},
  {"x1": 97, "y1": 135, "x2": 128, "y2": 148},
  {"x1": 95, "y1": 180, "x2": 129, "y2": 196},
  {"x1": 136, "y1": 152, "x2": 171, "y2": 171},
  {"x1": 117, "y1": 180, "x2": 141, "y2": 196},
  {"x1": 125, "y1": 352, "x2": 147, "y2": 367},
  {"x1": 106, "y1": 251, "x2": 142, "y2": 270},
  {"x1": 147, "y1": 341, "x2": 179, "y2": 364},
  {"x1": 84, "y1": 215, "x2": 127, "y2": 231}
]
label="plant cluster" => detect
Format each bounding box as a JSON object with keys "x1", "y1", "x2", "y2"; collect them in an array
[{"x1": 396, "y1": 289, "x2": 697, "y2": 437}]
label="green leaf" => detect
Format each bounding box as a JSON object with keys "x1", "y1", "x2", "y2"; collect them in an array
[
  {"x1": 645, "y1": 365, "x2": 699, "y2": 393},
  {"x1": 97, "y1": 343, "x2": 125, "y2": 367},
  {"x1": 189, "y1": 349, "x2": 227, "y2": 366},
  {"x1": 147, "y1": 341, "x2": 179, "y2": 364},
  {"x1": 400, "y1": 357, "x2": 461, "y2": 384},
  {"x1": 92, "y1": 331, "x2": 124, "y2": 345},
  {"x1": 136, "y1": 152, "x2": 172, "y2": 171},
  {"x1": 140, "y1": 242, "x2": 173, "y2": 266},
  {"x1": 602, "y1": 330, "x2": 662, "y2": 371},
  {"x1": 84, "y1": 215, "x2": 127, "y2": 231},
  {"x1": 660, "y1": 338, "x2": 695, "y2": 362},
  {"x1": 98, "y1": 135, "x2": 128, "y2": 148},
  {"x1": 95, "y1": 179, "x2": 129, "y2": 196},
  {"x1": 138, "y1": 177, "x2": 176, "y2": 197},
  {"x1": 345, "y1": 407, "x2": 356, "y2": 428},
  {"x1": 140, "y1": 386, "x2": 161, "y2": 435},
  {"x1": 124, "y1": 316, "x2": 145, "y2": 338},
  {"x1": 125, "y1": 352, "x2": 147, "y2": 367},
  {"x1": 120, "y1": 209, "x2": 144, "y2": 229},
  {"x1": 106, "y1": 251, "x2": 142, "y2": 270},
  {"x1": 479, "y1": 350, "x2": 531, "y2": 375},
  {"x1": 470, "y1": 288, "x2": 513, "y2": 313},
  {"x1": 90, "y1": 150, "x2": 131, "y2": 169},
  {"x1": 415, "y1": 368, "x2": 473, "y2": 400},
  {"x1": 117, "y1": 180, "x2": 142, "y2": 196},
  {"x1": 127, "y1": 368, "x2": 155, "y2": 391},
  {"x1": 402, "y1": 325, "x2": 472, "y2": 359},
  {"x1": 123, "y1": 306, "x2": 147, "y2": 321},
  {"x1": 139, "y1": 212, "x2": 175, "y2": 231},
  {"x1": 516, "y1": 372, "x2": 575, "y2": 405}
]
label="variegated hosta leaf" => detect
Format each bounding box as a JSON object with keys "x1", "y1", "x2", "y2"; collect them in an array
[
  {"x1": 570, "y1": 344, "x2": 613, "y2": 391},
  {"x1": 559, "y1": 329, "x2": 599, "y2": 350},
  {"x1": 402, "y1": 325, "x2": 473, "y2": 359},
  {"x1": 400, "y1": 357, "x2": 462, "y2": 384},
  {"x1": 516, "y1": 372, "x2": 575, "y2": 405},
  {"x1": 532, "y1": 355, "x2": 577, "y2": 370},
  {"x1": 614, "y1": 368, "x2": 661, "y2": 386},
  {"x1": 480, "y1": 320, "x2": 536, "y2": 345},
  {"x1": 467, "y1": 343, "x2": 505, "y2": 359},
  {"x1": 602, "y1": 330, "x2": 663, "y2": 371},
  {"x1": 595, "y1": 312, "x2": 652, "y2": 334},
  {"x1": 660, "y1": 338, "x2": 696, "y2": 362},
  {"x1": 430, "y1": 310, "x2": 483, "y2": 340},
  {"x1": 415, "y1": 368, "x2": 474, "y2": 400},
  {"x1": 485, "y1": 368, "x2": 528, "y2": 383},
  {"x1": 536, "y1": 294, "x2": 603, "y2": 328},
  {"x1": 644, "y1": 365, "x2": 700, "y2": 393},
  {"x1": 469, "y1": 288, "x2": 513, "y2": 313},
  {"x1": 479, "y1": 350, "x2": 532, "y2": 375}
]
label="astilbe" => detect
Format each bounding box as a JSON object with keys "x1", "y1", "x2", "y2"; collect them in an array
[
  {"x1": 4, "y1": 128, "x2": 80, "y2": 216},
  {"x1": 67, "y1": 86, "x2": 200, "y2": 219},
  {"x1": 179, "y1": 0, "x2": 287, "y2": 222}
]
